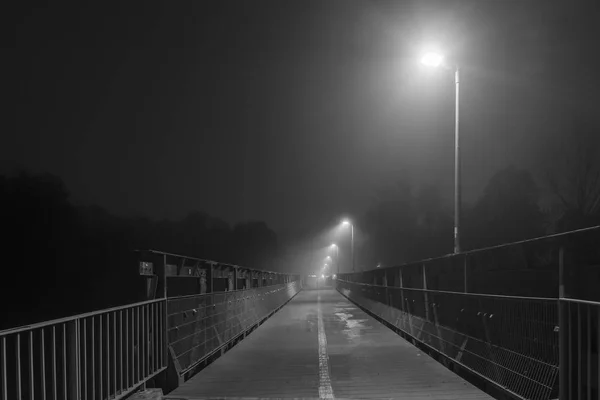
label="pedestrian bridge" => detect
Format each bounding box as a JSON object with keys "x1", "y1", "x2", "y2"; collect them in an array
[{"x1": 1, "y1": 227, "x2": 599, "y2": 400}]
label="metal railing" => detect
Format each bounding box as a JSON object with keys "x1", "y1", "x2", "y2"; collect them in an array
[
  {"x1": 337, "y1": 279, "x2": 560, "y2": 400},
  {"x1": 337, "y1": 226, "x2": 600, "y2": 400},
  {"x1": 559, "y1": 297, "x2": 600, "y2": 400},
  {"x1": 0, "y1": 246, "x2": 303, "y2": 399},
  {"x1": 167, "y1": 282, "x2": 300, "y2": 376},
  {"x1": 0, "y1": 299, "x2": 167, "y2": 400}
]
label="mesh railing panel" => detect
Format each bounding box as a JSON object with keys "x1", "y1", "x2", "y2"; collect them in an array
[
  {"x1": 167, "y1": 282, "x2": 300, "y2": 373},
  {"x1": 337, "y1": 280, "x2": 559, "y2": 400}
]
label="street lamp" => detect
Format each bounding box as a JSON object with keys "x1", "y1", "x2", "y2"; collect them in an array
[
  {"x1": 330, "y1": 244, "x2": 339, "y2": 275},
  {"x1": 421, "y1": 52, "x2": 444, "y2": 67},
  {"x1": 420, "y1": 51, "x2": 461, "y2": 253},
  {"x1": 341, "y1": 219, "x2": 355, "y2": 272}
]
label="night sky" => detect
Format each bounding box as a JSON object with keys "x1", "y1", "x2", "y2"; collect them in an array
[{"x1": 9, "y1": 0, "x2": 600, "y2": 239}]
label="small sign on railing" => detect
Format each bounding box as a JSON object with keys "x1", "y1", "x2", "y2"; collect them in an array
[{"x1": 139, "y1": 261, "x2": 154, "y2": 276}]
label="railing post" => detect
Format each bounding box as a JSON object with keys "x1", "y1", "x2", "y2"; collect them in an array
[
  {"x1": 67, "y1": 320, "x2": 81, "y2": 400},
  {"x1": 399, "y1": 268, "x2": 405, "y2": 313},
  {"x1": 558, "y1": 245, "x2": 569, "y2": 400},
  {"x1": 463, "y1": 254, "x2": 468, "y2": 293},
  {"x1": 161, "y1": 253, "x2": 168, "y2": 299},
  {"x1": 383, "y1": 272, "x2": 390, "y2": 306},
  {"x1": 228, "y1": 268, "x2": 234, "y2": 291},
  {"x1": 422, "y1": 264, "x2": 430, "y2": 321}
]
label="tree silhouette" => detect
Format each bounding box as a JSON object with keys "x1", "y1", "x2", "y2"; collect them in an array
[
  {"x1": 463, "y1": 166, "x2": 545, "y2": 249},
  {"x1": 546, "y1": 126, "x2": 600, "y2": 232},
  {"x1": 359, "y1": 179, "x2": 454, "y2": 268},
  {"x1": 412, "y1": 184, "x2": 453, "y2": 259},
  {"x1": 0, "y1": 171, "x2": 284, "y2": 329},
  {"x1": 360, "y1": 179, "x2": 417, "y2": 268}
]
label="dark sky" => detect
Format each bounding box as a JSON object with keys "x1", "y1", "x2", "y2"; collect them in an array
[{"x1": 9, "y1": 0, "x2": 600, "y2": 238}]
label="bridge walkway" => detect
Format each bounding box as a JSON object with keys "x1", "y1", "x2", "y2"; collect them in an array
[{"x1": 165, "y1": 288, "x2": 493, "y2": 399}]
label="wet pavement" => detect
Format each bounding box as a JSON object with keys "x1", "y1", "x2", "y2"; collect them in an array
[{"x1": 165, "y1": 288, "x2": 493, "y2": 399}]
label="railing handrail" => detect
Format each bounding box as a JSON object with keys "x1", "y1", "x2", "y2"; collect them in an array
[
  {"x1": 559, "y1": 296, "x2": 600, "y2": 306},
  {"x1": 0, "y1": 297, "x2": 165, "y2": 336},
  {"x1": 139, "y1": 249, "x2": 301, "y2": 276},
  {"x1": 337, "y1": 278, "x2": 557, "y2": 302},
  {"x1": 350, "y1": 225, "x2": 600, "y2": 274}
]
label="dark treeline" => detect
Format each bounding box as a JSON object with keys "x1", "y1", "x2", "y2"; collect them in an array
[
  {"x1": 0, "y1": 171, "x2": 281, "y2": 329},
  {"x1": 2, "y1": 128, "x2": 598, "y2": 328},
  {"x1": 357, "y1": 159, "x2": 600, "y2": 270}
]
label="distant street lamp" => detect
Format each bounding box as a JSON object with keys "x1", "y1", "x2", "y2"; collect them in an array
[
  {"x1": 341, "y1": 220, "x2": 355, "y2": 272},
  {"x1": 421, "y1": 51, "x2": 461, "y2": 253}
]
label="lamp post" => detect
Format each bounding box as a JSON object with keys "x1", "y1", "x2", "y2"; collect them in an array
[
  {"x1": 341, "y1": 220, "x2": 355, "y2": 272},
  {"x1": 330, "y1": 244, "x2": 339, "y2": 275},
  {"x1": 421, "y1": 51, "x2": 461, "y2": 253}
]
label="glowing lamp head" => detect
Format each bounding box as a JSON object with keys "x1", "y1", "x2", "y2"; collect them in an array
[
  {"x1": 421, "y1": 52, "x2": 444, "y2": 68},
  {"x1": 341, "y1": 219, "x2": 351, "y2": 226},
  {"x1": 321, "y1": 274, "x2": 325, "y2": 279}
]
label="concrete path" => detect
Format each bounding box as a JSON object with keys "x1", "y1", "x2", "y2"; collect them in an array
[{"x1": 165, "y1": 288, "x2": 493, "y2": 399}]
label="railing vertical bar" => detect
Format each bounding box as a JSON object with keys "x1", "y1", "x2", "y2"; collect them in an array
[
  {"x1": 75, "y1": 320, "x2": 81, "y2": 400},
  {"x1": 159, "y1": 302, "x2": 164, "y2": 368},
  {"x1": 29, "y1": 331, "x2": 34, "y2": 400},
  {"x1": 160, "y1": 302, "x2": 164, "y2": 369},
  {"x1": 137, "y1": 307, "x2": 140, "y2": 383},
  {"x1": 153, "y1": 303, "x2": 157, "y2": 371},
  {"x1": 2, "y1": 337, "x2": 7, "y2": 400},
  {"x1": 160, "y1": 301, "x2": 163, "y2": 369},
  {"x1": 82, "y1": 319, "x2": 86, "y2": 400},
  {"x1": 578, "y1": 303, "x2": 581, "y2": 400},
  {"x1": 568, "y1": 301, "x2": 572, "y2": 398},
  {"x1": 62, "y1": 325, "x2": 66, "y2": 400},
  {"x1": 154, "y1": 303, "x2": 158, "y2": 371},
  {"x1": 119, "y1": 310, "x2": 123, "y2": 394},
  {"x1": 148, "y1": 304, "x2": 151, "y2": 374},
  {"x1": 91, "y1": 318, "x2": 95, "y2": 400},
  {"x1": 148, "y1": 304, "x2": 152, "y2": 373},
  {"x1": 99, "y1": 316, "x2": 102, "y2": 400},
  {"x1": 126, "y1": 309, "x2": 129, "y2": 390},
  {"x1": 113, "y1": 313, "x2": 116, "y2": 396},
  {"x1": 131, "y1": 309, "x2": 135, "y2": 385},
  {"x1": 151, "y1": 303, "x2": 155, "y2": 373},
  {"x1": 142, "y1": 306, "x2": 145, "y2": 379},
  {"x1": 106, "y1": 313, "x2": 110, "y2": 398},
  {"x1": 51, "y1": 327, "x2": 56, "y2": 400},
  {"x1": 16, "y1": 334, "x2": 21, "y2": 400},
  {"x1": 147, "y1": 305, "x2": 151, "y2": 375},
  {"x1": 586, "y1": 304, "x2": 591, "y2": 400},
  {"x1": 597, "y1": 306, "x2": 599, "y2": 400}
]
